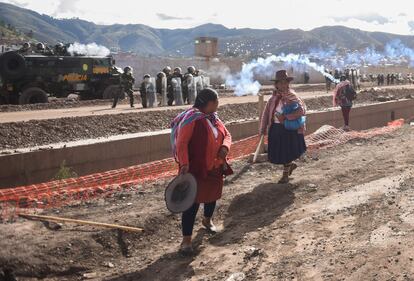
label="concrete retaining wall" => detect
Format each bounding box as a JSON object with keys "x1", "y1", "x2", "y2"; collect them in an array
[{"x1": 1, "y1": 99, "x2": 413, "y2": 188}]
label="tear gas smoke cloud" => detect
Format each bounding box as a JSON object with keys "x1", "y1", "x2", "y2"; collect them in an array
[
  {"x1": 226, "y1": 54, "x2": 338, "y2": 96},
  {"x1": 67, "y1": 42, "x2": 110, "y2": 57},
  {"x1": 226, "y1": 39, "x2": 414, "y2": 96}
]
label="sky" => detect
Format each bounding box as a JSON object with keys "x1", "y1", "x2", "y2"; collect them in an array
[{"x1": 2, "y1": 0, "x2": 414, "y2": 35}]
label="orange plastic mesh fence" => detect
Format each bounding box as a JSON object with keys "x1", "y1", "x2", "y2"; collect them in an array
[{"x1": 0, "y1": 119, "x2": 405, "y2": 221}]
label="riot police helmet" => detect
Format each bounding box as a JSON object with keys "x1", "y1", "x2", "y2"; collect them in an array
[
  {"x1": 124, "y1": 66, "x2": 133, "y2": 73},
  {"x1": 36, "y1": 42, "x2": 45, "y2": 51},
  {"x1": 187, "y1": 66, "x2": 196, "y2": 74},
  {"x1": 163, "y1": 66, "x2": 172, "y2": 74},
  {"x1": 174, "y1": 67, "x2": 182, "y2": 74}
]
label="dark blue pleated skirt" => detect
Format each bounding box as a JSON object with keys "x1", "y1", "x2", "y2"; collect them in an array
[{"x1": 268, "y1": 123, "x2": 307, "y2": 165}]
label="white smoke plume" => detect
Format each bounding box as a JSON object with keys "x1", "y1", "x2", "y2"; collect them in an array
[
  {"x1": 226, "y1": 40, "x2": 414, "y2": 96},
  {"x1": 226, "y1": 54, "x2": 337, "y2": 96},
  {"x1": 67, "y1": 42, "x2": 111, "y2": 57},
  {"x1": 206, "y1": 64, "x2": 231, "y2": 82},
  {"x1": 311, "y1": 39, "x2": 414, "y2": 68}
]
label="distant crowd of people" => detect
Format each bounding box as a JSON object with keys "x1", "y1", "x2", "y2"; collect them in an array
[
  {"x1": 323, "y1": 68, "x2": 414, "y2": 93},
  {"x1": 373, "y1": 73, "x2": 413, "y2": 86},
  {"x1": 112, "y1": 65, "x2": 210, "y2": 109}
]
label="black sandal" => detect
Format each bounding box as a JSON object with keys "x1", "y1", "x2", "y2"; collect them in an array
[
  {"x1": 179, "y1": 243, "x2": 194, "y2": 256},
  {"x1": 278, "y1": 164, "x2": 292, "y2": 184},
  {"x1": 289, "y1": 163, "x2": 298, "y2": 176}
]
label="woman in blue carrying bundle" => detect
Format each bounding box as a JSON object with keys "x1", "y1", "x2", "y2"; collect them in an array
[{"x1": 259, "y1": 70, "x2": 307, "y2": 184}]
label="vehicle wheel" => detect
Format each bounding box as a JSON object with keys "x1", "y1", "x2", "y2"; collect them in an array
[
  {"x1": 102, "y1": 85, "x2": 124, "y2": 100},
  {"x1": 19, "y1": 87, "x2": 48, "y2": 104},
  {"x1": 0, "y1": 96, "x2": 6, "y2": 105},
  {"x1": 0, "y1": 52, "x2": 27, "y2": 80}
]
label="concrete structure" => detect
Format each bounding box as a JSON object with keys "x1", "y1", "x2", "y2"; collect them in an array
[
  {"x1": 195, "y1": 37, "x2": 218, "y2": 58},
  {"x1": 1, "y1": 99, "x2": 413, "y2": 188}
]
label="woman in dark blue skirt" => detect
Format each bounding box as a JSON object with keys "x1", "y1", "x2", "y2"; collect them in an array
[{"x1": 259, "y1": 70, "x2": 307, "y2": 183}]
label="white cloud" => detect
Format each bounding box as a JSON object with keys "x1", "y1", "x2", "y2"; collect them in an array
[
  {"x1": 2, "y1": 0, "x2": 28, "y2": 7},
  {"x1": 53, "y1": 0, "x2": 81, "y2": 16},
  {"x1": 156, "y1": 13, "x2": 193, "y2": 21},
  {"x1": 333, "y1": 13, "x2": 390, "y2": 25}
]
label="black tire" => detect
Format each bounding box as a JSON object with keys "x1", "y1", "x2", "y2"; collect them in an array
[
  {"x1": 0, "y1": 52, "x2": 27, "y2": 80},
  {"x1": 19, "y1": 87, "x2": 48, "y2": 105},
  {"x1": 0, "y1": 95, "x2": 6, "y2": 105},
  {"x1": 102, "y1": 85, "x2": 124, "y2": 100}
]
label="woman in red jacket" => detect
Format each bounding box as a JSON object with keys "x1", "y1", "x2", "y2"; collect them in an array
[{"x1": 171, "y1": 88, "x2": 232, "y2": 254}]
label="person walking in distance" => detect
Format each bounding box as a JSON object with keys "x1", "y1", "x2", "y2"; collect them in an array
[{"x1": 333, "y1": 75, "x2": 357, "y2": 131}]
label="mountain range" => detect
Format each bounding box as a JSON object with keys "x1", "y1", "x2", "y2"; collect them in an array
[{"x1": 1, "y1": 2, "x2": 414, "y2": 57}]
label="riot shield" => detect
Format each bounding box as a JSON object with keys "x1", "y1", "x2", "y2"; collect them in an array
[
  {"x1": 172, "y1": 77, "x2": 184, "y2": 105},
  {"x1": 158, "y1": 76, "x2": 168, "y2": 106},
  {"x1": 146, "y1": 77, "x2": 158, "y2": 108},
  {"x1": 186, "y1": 75, "x2": 197, "y2": 105},
  {"x1": 195, "y1": 76, "x2": 204, "y2": 93},
  {"x1": 202, "y1": 76, "x2": 210, "y2": 88}
]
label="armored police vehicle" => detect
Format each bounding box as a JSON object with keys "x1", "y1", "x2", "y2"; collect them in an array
[{"x1": 0, "y1": 47, "x2": 122, "y2": 104}]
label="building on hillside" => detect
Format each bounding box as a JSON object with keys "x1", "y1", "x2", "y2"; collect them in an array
[{"x1": 195, "y1": 37, "x2": 218, "y2": 58}]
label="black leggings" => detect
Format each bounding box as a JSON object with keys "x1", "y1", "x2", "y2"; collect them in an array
[
  {"x1": 182, "y1": 202, "x2": 216, "y2": 236},
  {"x1": 341, "y1": 106, "x2": 351, "y2": 126}
]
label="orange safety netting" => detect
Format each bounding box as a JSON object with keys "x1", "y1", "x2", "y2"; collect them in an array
[{"x1": 0, "y1": 119, "x2": 405, "y2": 221}]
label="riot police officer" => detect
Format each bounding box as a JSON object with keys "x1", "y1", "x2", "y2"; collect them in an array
[
  {"x1": 139, "y1": 74, "x2": 151, "y2": 108},
  {"x1": 173, "y1": 67, "x2": 183, "y2": 79},
  {"x1": 172, "y1": 67, "x2": 185, "y2": 103},
  {"x1": 182, "y1": 66, "x2": 196, "y2": 104},
  {"x1": 55, "y1": 43, "x2": 66, "y2": 56},
  {"x1": 187, "y1": 66, "x2": 196, "y2": 76},
  {"x1": 304, "y1": 71, "x2": 310, "y2": 84},
  {"x1": 163, "y1": 66, "x2": 174, "y2": 106},
  {"x1": 112, "y1": 66, "x2": 135, "y2": 108},
  {"x1": 35, "y1": 42, "x2": 45, "y2": 54},
  {"x1": 156, "y1": 72, "x2": 168, "y2": 106},
  {"x1": 18, "y1": 42, "x2": 32, "y2": 55}
]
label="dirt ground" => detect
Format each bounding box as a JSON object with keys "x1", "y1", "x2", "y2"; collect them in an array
[
  {"x1": 0, "y1": 86, "x2": 413, "y2": 151},
  {"x1": 0, "y1": 125, "x2": 413, "y2": 280}
]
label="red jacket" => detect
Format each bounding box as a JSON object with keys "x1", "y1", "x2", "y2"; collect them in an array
[{"x1": 176, "y1": 119, "x2": 232, "y2": 171}]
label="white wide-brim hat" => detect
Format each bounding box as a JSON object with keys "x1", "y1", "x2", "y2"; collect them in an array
[{"x1": 165, "y1": 173, "x2": 197, "y2": 213}]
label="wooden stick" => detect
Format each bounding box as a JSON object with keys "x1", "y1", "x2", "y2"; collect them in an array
[
  {"x1": 253, "y1": 134, "x2": 265, "y2": 163},
  {"x1": 253, "y1": 94, "x2": 266, "y2": 164},
  {"x1": 19, "y1": 214, "x2": 144, "y2": 232},
  {"x1": 258, "y1": 94, "x2": 265, "y2": 127}
]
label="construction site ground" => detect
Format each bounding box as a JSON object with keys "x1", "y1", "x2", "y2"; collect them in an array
[
  {"x1": 0, "y1": 125, "x2": 413, "y2": 280},
  {"x1": 0, "y1": 84, "x2": 413, "y2": 151}
]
